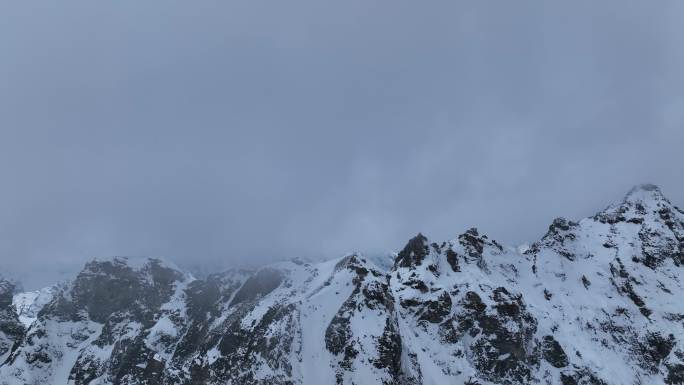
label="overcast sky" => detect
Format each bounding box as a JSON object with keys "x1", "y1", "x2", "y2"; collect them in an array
[{"x1": 1, "y1": 1, "x2": 683, "y2": 289}]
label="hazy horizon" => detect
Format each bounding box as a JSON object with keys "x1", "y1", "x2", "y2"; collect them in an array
[
  {"x1": 4, "y1": 183, "x2": 682, "y2": 291},
  {"x1": 2, "y1": 1, "x2": 683, "y2": 290}
]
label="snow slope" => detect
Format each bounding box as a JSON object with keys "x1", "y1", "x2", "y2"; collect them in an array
[{"x1": 12, "y1": 287, "x2": 54, "y2": 329}]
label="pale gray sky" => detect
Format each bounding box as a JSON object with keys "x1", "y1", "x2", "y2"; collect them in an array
[{"x1": 1, "y1": 0, "x2": 683, "y2": 288}]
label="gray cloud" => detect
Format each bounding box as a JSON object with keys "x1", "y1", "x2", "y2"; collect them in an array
[{"x1": 1, "y1": 0, "x2": 683, "y2": 288}]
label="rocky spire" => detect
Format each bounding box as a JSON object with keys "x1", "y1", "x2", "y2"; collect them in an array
[{"x1": 395, "y1": 233, "x2": 429, "y2": 268}]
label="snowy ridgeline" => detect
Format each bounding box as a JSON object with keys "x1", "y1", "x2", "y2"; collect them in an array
[{"x1": 1, "y1": 184, "x2": 684, "y2": 385}]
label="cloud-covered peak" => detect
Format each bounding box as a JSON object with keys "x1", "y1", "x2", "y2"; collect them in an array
[{"x1": 623, "y1": 183, "x2": 667, "y2": 204}]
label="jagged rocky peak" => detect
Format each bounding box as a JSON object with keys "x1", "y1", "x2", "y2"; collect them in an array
[
  {"x1": 395, "y1": 232, "x2": 429, "y2": 268},
  {"x1": 333, "y1": 253, "x2": 373, "y2": 276},
  {"x1": 81, "y1": 256, "x2": 186, "y2": 277},
  {"x1": 50, "y1": 256, "x2": 189, "y2": 323},
  {"x1": 0, "y1": 280, "x2": 14, "y2": 309},
  {"x1": 457, "y1": 227, "x2": 504, "y2": 261},
  {"x1": 527, "y1": 184, "x2": 684, "y2": 264},
  {"x1": 595, "y1": 183, "x2": 682, "y2": 225},
  {"x1": 77, "y1": 256, "x2": 189, "y2": 290},
  {"x1": 394, "y1": 228, "x2": 508, "y2": 276},
  {"x1": 592, "y1": 184, "x2": 684, "y2": 268},
  {"x1": 547, "y1": 217, "x2": 579, "y2": 233},
  {"x1": 395, "y1": 227, "x2": 504, "y2": 271},
  {"x1": 525, "y1": 217, "x2": 581, "y2": 261}
]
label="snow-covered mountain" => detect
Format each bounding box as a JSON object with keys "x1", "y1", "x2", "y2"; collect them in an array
[{"x1": 1, "y1": 184, "x2": 683, "y2": 385}]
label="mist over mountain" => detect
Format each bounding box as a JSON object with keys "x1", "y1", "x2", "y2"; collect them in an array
[
  {"x1": 2, "y1": 0, "x2": 684, "y2": 291},
  {"x1": 2, "y1": 1, "x2": 684, "y2": 384}
]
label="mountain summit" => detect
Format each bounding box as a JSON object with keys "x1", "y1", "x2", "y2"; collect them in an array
[{"x1": 1, "y1": 185, "x2": 683, "y2": 385}]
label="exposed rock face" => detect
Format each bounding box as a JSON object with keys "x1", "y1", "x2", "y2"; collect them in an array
[
  {"x1": 541, "y1": 335, "x2": 568, "y2": 368},
  {"x1": 1, "y1": 184, "x2": 684, "y2": 385},
  {"x1": 0, "y1": 280, "x2": 24, "y2": 364},
  {"x1": 395, "y1": 233, "x2": 429, "y2": 268}
]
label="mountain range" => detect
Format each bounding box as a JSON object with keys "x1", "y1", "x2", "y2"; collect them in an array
[{"x1": 1, "y1": 184, "x2": 683, "y2": 385}]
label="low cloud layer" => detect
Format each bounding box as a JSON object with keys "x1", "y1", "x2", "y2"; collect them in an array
[{"x1": 1, "y1": 0, "x2": 683, "y2": 288}]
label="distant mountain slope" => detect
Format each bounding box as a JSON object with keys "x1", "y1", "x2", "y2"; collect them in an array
[{"x1": 1, "y1": 185, "x2": 683, "y2": 385}]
